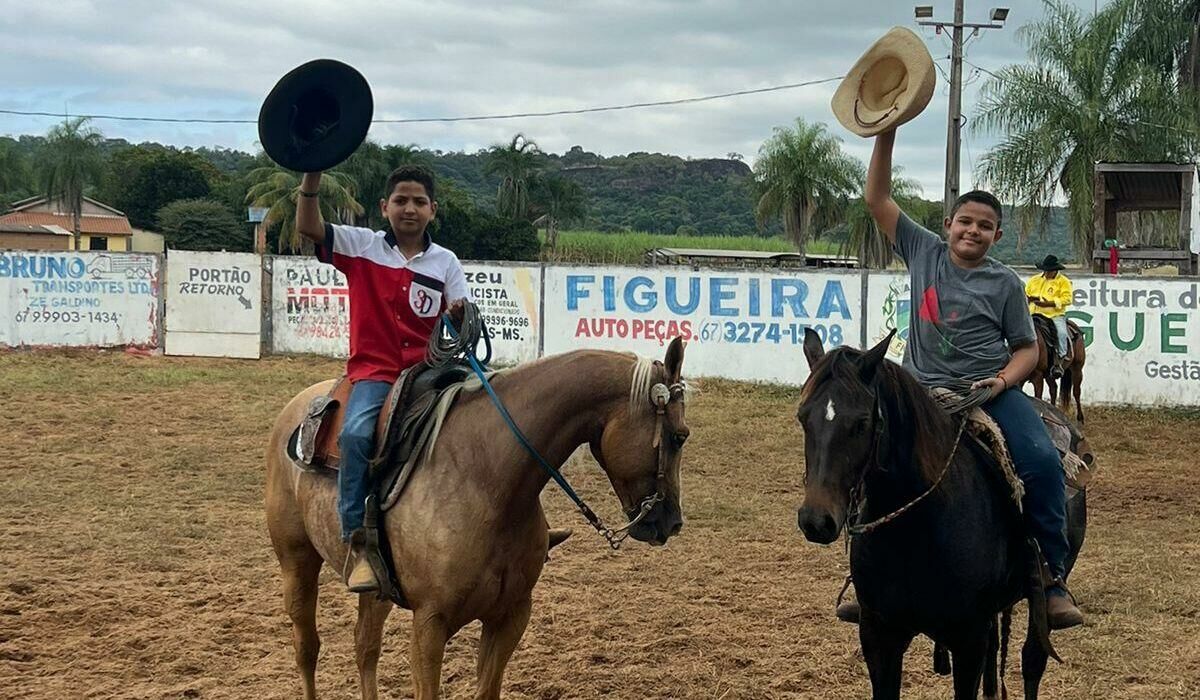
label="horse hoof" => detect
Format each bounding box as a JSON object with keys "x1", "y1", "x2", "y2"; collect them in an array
[{"x1": 548, "y1": 528, "x2": 573, "y2": 550}]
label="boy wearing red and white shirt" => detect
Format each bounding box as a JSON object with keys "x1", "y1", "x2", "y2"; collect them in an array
[{"x1": 296, "y1": 165, "x2": 467, "y2": 592}]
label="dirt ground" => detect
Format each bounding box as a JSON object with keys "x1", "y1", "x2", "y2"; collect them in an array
[{"x1": 1, "y1": 350, "x2": 1198, "y2": 699}]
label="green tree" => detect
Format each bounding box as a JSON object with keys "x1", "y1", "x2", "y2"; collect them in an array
[
  {"x1": 0, "y1": 138, "x2": 33, "y2": 208},
  {"x1": 243, "y1": 166, "x2": 363, "y2": 252},
  {"x1": 975, "y1": 1, "x2": 1199, "y2": 258},
  {"x1": 38, "y1": 117, "x2": 104, "y2": 249},
  {"x1": 485, "y1": 134, "x2": 541, "y2": 220},
  {"x1": 1113, "y1": 0, "x2": 1200, "y2": 92},
  {"x1": 104, "y1": 147, "x2": 217, "y2": 229},
  {"x1": 753, "y1": 118, "x2": 862, "y2": 253},
  {"x1": 340, "y1": 140, "x2": 393, "y2": 228},
  {"x1": 842, "y1": 168, "x2": 924, "y2": 269},
  {"x1": 531, "y1": 175, "x2": 586, "y2": 250},
  {"x1": 157, "y1": 198, "x2": 250, "y2": 251}
]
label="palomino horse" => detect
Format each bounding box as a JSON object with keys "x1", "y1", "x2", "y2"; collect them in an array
[
  {"x1": 1029, "y1": 315, "x2": 1086, "y2": 423},
  {"x1": 795, "y1": 331, "x2": 1086, "y2": 700},
  {"x1": 265, "y1": 339, "x2": 689, "y2": 699}
]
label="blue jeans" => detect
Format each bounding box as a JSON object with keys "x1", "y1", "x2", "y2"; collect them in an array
[
  {"x1": 338, "y1": 379, "x2": 392, "y2": 541},
  {"x1": 1051, "y1": 316, "x2": 1069, "y2": 358},
  {"x1": 983, "y1": 388, "x2": 1069, "y2": 580}
]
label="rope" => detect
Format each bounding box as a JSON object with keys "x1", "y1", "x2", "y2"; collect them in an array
[
  {"x1": 931, "y1": 380, "x2": 995, "y2": 415},
  {"x1": 426, "y1": 302, "x2": 492, "y2": 368}
]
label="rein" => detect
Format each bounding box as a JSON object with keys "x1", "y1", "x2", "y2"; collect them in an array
[
  {"x1": 843, "y1": 382, "x2": 989, "y2": 537},
  {"x1": 434, "y1": 310, "x2": 679, "y2": 550}
]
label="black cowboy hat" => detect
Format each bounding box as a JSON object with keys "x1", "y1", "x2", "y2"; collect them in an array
[
  {"x1": 1036, "y1": 255, "x2": 1066, "y2": 272},
  {"x1": 258, "y1": 59, "x2": 373, "y2": 173}
]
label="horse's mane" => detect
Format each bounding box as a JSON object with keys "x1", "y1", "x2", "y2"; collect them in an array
[
  {"x1": 629, "y1": 355, "x2": 658, "y2": 416},
  {"x1": 803, "y1": 347, "x2": 957, "y2": 485}
]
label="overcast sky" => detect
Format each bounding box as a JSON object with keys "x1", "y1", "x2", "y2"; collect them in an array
[{"x1": 0, "y1": 0, "x2": 1109, "y2": 197}]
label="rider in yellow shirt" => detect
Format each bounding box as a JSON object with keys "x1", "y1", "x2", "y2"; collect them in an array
[{"x1": 1025, "y1": 255, "x2": 1073, "y2": 378}]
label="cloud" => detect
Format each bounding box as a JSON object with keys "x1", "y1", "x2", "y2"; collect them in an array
[{"x1": 0, "y1": 0, "x2": 1107, "y2": 197}]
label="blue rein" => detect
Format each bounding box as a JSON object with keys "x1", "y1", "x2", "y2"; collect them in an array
[{"x1": 437, "y1": 312, "x2": 628, "y2": 548}]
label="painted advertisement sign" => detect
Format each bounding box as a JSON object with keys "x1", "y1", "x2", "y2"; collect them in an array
[
  {"x1": 543, "y1": 266, "x2": 861, "y2": 384},
  {"x1": 866, "y1": 272, "x2": 1200, "y2": 406},
  {"x1": 0, "y1": 251, "x2": 159, "y2": 348},
  {"x1": 271, "y1": 256, "x2": 349, "y2": 357},
  {"x1": 165, "y1": 251, "x2": 262, "y2": 358},
  {"x1": 269, "y1": 256, "x2": 541, "y2": 365},
  {"x1": 464, "y1": 264, "x2": 541, "y2": 365}
]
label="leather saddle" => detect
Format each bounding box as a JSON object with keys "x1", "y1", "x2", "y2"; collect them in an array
[
  {"x1": 1032, "y1": 315, "x2": 1082, "y2": 363},
  {"x1": 288, "y1": 362, "x2": 470, "y2": 474}
]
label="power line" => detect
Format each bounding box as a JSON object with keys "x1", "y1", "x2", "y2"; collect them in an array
[{"x1": 0, "y1": 76, "x2": 844, "y2": 127}]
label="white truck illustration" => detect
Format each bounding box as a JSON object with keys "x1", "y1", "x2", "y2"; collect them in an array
[{"x1": 87, "y1": 254, "x2": 153, "y2": 279}]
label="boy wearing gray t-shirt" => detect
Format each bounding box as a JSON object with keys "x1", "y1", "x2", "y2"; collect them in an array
[{"x1": 837, "y1": 129, "x2": 1083, "y2": 630}]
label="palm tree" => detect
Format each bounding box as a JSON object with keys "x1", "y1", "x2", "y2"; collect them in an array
[
  {"x1": 841, "y1": 168, "x2": 925, "y2": 269},
  {"x1": 974, "y1": 1, "x2": 1199, "y2": 258},
  {"x1": 1112, "y1": 0, "x2": 1200, "y2": 92},
  {"x1": 38, "y1": 117, "x2": 104, "y2": 250},
  {"x1": 753, "y1": 118, "x2": 862, "y2": 253},
  {"x1": 244, "y1": 166, "x2": 362, "y2": 252},
  {"x1": 532, "y1": 175, "x2": 587, "y2": 251},
  {"x1": 485, "y1": 134, "x2": 542, "y2": 220}
]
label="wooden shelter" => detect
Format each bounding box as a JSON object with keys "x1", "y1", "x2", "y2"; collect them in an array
[{"x1": 1092, "y1": 162, "x2": 1198, "y2": 274}]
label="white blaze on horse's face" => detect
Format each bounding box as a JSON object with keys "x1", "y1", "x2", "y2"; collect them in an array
[{"x1": 825, "y1": 399, "x2": 837, "y2": 422}]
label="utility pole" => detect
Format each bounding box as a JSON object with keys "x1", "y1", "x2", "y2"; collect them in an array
[
  {"x1": 915, "y1": 3, "x2": 1009, "y2": 215},
  {"x1": 945, "y1": 0, "x2": 965, "y2": 216}
]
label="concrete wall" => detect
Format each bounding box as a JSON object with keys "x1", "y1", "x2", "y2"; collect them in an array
[{"x1": 2, "y1": 251, "x2": 1197, "y2": 406}]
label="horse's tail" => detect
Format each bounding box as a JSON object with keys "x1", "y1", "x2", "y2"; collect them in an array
[{"x1": 999, "y1": 606, "x2": 1012, "y2": 700}]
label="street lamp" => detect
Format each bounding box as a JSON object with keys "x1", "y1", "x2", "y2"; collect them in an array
[
  {"x1": 915, "y1": 5, "x2": 934, "y2": 19},
  {"x1": 990, "y1": 7, "x2": 1009, "y2": 23}
]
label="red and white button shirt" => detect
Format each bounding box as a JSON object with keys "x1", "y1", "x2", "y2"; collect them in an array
[{"x1": 317, "y1": 223, "x2": 469, "y2": 384}]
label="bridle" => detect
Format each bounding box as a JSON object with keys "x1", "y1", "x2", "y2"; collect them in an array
[
  {"x1": 803, "y1": 381, "x2": 967, "y2": 538},
  {"x1": 445, "y1": 313, "x2": 687, "y2": 550},
  {"x1": 603, "y1": 367, "x2": 686, "y2": 547}
]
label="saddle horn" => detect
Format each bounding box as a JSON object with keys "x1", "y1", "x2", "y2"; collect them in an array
[{"x1": 258, "y1": 59, "x2": 374, "y2": 172}]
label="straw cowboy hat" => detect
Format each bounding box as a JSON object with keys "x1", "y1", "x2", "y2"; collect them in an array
[
  {"x1": 831, "y1": 27, "x2": 936, "y2": 137},
  {"x1": 258, "y1": 59, "x2": 374, "y2": 172}
]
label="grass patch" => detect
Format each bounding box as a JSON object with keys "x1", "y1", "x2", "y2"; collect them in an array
[{"x1": 542, "y1": 229, "x2": 838, "y2": 265}]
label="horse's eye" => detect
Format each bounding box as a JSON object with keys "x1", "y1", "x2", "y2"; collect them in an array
[{"x1": 672, "y1": 430, "x2": 689, "y2": 448}]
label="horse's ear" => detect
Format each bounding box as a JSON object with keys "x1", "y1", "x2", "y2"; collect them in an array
[
  {"x1": 664, "y1": 336, "x2": 686, "y2": 382},
  {"x1": 858, "y1": 329, "x2": 896, "y2": 382},
  {"x1": 802, "y1": 328, "x2": 825, "y2": 369}
]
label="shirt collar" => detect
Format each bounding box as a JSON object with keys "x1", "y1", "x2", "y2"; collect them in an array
[{"x1": 384, "y1": 230, "x2": 433, "y2": 260}]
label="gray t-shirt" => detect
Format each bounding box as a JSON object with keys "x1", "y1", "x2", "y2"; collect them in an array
[{"x1": 893, "y1": 213, "x2": 1035, "y2": 387}]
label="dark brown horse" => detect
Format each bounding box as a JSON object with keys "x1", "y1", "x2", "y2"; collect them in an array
[
  {"x1": 796, "y1": 330, "x2": 1086, "y2": 700},
  {"x1": 265, "y1": 340, "x2": 689, "y2": 699},
  {"x1": 1029, "y1": 315, "x2": 1086, "y2": 423}
]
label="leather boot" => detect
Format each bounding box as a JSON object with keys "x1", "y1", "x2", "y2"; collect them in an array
[
  {"x1": 836, "y1": 599, "x2": 861, "y2": 624},
  {"x1": 1047, "y1": 586, "x2": 1084, "y2": 629},
  {"x1": 345, "y1": 529, "x2": 379, "y2": 593},
  {"x1": 1050, "y1": 358, "x2": 1065, "y2": 379}
]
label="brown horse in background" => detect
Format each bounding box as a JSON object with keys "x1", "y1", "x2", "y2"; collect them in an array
[
  {"x1": 1029, "y1": 316, "x2": 1086, "y2": 423},
  {"x1": 265, "y1": 340, "x2": 689, "y2": 699}
]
